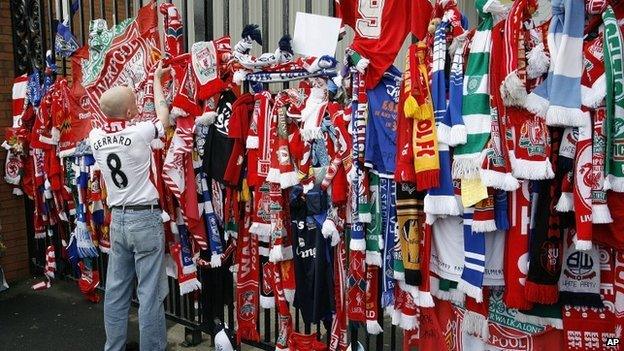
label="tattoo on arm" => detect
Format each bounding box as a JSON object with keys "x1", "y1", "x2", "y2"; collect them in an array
[{"x1": 158, "y1": 100, "x2": 168, "y2": 108}]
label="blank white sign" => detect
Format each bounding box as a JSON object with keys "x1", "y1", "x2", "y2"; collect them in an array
[{"x1": 292, "y1": 12, "x2": 342, "y2": 58}]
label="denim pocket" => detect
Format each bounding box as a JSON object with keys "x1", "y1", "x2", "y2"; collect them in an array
[{"x1": 127, "y1": 212, "x2": 164, "y2": 254}]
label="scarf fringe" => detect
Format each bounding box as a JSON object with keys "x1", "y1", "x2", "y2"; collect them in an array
[
  {"x1": 195, "y1": 111, "x2": 217, "y2": 126},
  {"x1": 480, "y1": 169, "x2": 520, "y2": 191},
  {"x1": 559, "y1": 291, "x2": 604, "y2": 308},
  {"x1": 182, "y1": 265, "x2": 197, "y2": 275},
  {"x1": 436, "y1": 124, "x2": 452, "y2": 146},
  {"x1": 605, "y1": 175, "x2": 624, "y2": 192},
  {"x1": 592, "y1": 204, "x2": 613, "y2": 224},
  {"x1": 452, "y1": 156, "x2": 482, "y2": 180},
  {"x1": 284, "y1": 289, "x2": 295, "y2": 304},
  {"x1": 269, "y1": 245, "x2": 285, "y2": 262},
  {"x1": 501, "y1": 71, "x2": 527, "y2": 107},
  {"x1": 448, "y1": 124, "x2": 467, "y2": 147},
  {"x1": 581, "y1": 74, "x2": 606, "y2": 108},
  {"x1": 457, "y1": 280, "x2": 483, "y2": 303},
  {"x1": 555, "y1": 192, "x2": 574, "y2": 212},
  {"x1": 249, "y1": 222, "x2": 272, "y2": 236},
  {"x1": 510, "y1": 155, "x2": 555, "y2": 180},
  {"x1": 366, "y1": 320, "x2": 384, "y2": 335},
  {"x1": 462, "y1": 310, "x2": 489, "y2": 341},
  {"x1": 400, "y1": 312, "x2": 418, "y2": 331},
  {"x1": 574, "y1": 239, "x2": 593, "y2": 251},
  {"x1": 279, "y1": 171, "x2": 299, "y2": 189},
  {"x1": 424, "y1": 195, "x2": 461, "y2": 221},
  {"x1": 545, "y1": 106, "x2": 586, "y2": 127},
  {"x1": 260, "y1": 295, "x2": 275, "y2": 309},
  {"x1": 524, "y1": 280, "x2": 559, "y2": 304},
  {"x1": 321, "y1": 219, "x2": 341, "y2": 246},
  {"x1": 417, "y1": 291, "x2": 435, "y2": 307},
  {"x1": 526, "y1": 43, "x2": 550, "y2": 79},
  {"x1": 366, "y1": 251, "x2": 382, "y2": 267},
  {"x1": 349, "y1": 238, "x2": 366, "y2": 251},
  {"x1": 266, "y1": 168, "x2": 281, "y2": 183},
  {"x1": 472, "y1": 219, "x2": 497, "y2": 233},
  {"x1": 210, "y1": 253, "x2": 222, "y2": 268},
  {"x1": 170, "y1": 106, "x2": 189, "y2": 120},
  {"x1": 246, "y1": 136, "x2": 259, "y2": 149},
  {"x1": 525, "y1": 92, "x2": 550, "y2": 117},
  {"x1": 416, "y1": 170, "x2": 440, "y2": 190},
  {"x1": 514, "y1": 312, "x2": 563, "y2": 330},
  {"x1": 300, "y1": 127, "x2": 324, "y2": 141},
  {"x1": 179, "y1": 278, "x2": 202, "y2": 295}
]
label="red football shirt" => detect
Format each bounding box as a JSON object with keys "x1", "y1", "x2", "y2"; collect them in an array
[{"x1": 336, "y1": 0, "x2": 431, "y2": 88}]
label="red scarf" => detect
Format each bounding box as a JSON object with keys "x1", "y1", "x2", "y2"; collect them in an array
[
  {"x1": 329, "y1": 239, "x2": 348, "y2": 351},
  {"x1": 235, "y1": 202, "x2": 260, "y2": 343},
  {"x1": 347, "y1": 249, "x2": 366, "y2": 322},
  {"x1": 503, "y1": 181, "x2": 533, "y2": 309}
]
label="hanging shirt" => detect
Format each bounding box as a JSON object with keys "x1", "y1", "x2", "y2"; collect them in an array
[
  {"x1": 203, "y1": 89, "x2": 237, "y2": 182},
  {"x1": 335, "y1": 0, "x2": 432, "y2": 88},
  {"x1": 89, "y1": 120, "x2": 164, "y2": 207}
]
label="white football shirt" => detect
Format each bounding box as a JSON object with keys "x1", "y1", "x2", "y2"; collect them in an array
[{"x1": 89, "y1": 121, "x2": 164, "y2": 207}]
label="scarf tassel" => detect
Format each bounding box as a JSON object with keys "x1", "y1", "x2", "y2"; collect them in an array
[
  {"x1": 575, "y1": 240, "x2": 593, "y2": 251},
  {"x1": 321, "y1": 218, "x2": 341, "y2": 247},
  {"x1": 559, "y1": 292, "x2": 604, "y2": 308},
  {"x1": 525, "y1": 92, "x2": 550, "y2": 118},
  {"x1": 524, "y1": 281, "x2": 559, "y2": 304},
  {"x1": 366, "y1": 321, "x2": 384, "y2": 335},
  {"x1": 592, "y1": 204, "x2": 613, "y2": 224},
  {"x1": 415, "y1": 170, "x2": 440, "y2": 191},
  {"x1": 457, "y1": 280, "x2": 484, "y2": 303},
  {"x1": 526, "y1": 42, "x2": 550, "y2": 80},
  {"x1": 555, "y1": 192, "x2": 574, "y2": 212},
  {"x1": 480, "y1": 169, "x2": 520, "y2": 192},
  {"x1": 417, "y1": 291, "x2": 435, "y2": 308},
  {"x1": 462, "y1": 310, "x2": 490, "y2": 341},
  {"x1": 366, "y1": 252, "x2": 383, "y2": 267},
  {"x1": 501, "y1": 71, "x2": 528, "y2": 107},
  {"x1": 510, "y1": 154, "x2": 555, "y2": 180},
  {"x1": 604, "y1": 175, "x2": 624, "y2": 192},
  {"x1": 178, "y1": 276, "x2": 202, "y2": 295},
  {"x1": 424, "y1": 195, "x2": 461, "y2": 224},
  {"x1": 249, "y1": 222, "x2": 272, "y2": 236},
  {"x1": 546, "y1": 106, "x2": 586, "y2": 128},
  {"x1": 279, "y1": 171, "x2": 300, "y2": 189},
  {"x1": 452, "y1": 157, "x2": 483, "y2": 180},
  {"x1": 472, "y1": 220, "x2": 497, "y2": 233},
  {"x1": 514, "y1": 312, "x2": 563, "y2": 330},
  {"x1": 260, "y1": 295, "x2": 275, "y2": 309}
]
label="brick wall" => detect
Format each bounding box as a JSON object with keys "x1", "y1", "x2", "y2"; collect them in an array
[{"x1": 0, "y1": 0, "x2": 28, "y2": 283}]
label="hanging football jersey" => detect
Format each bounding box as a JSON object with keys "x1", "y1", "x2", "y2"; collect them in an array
[
  {"x1": 364, "y1": 65, "x2": 401, "y2": 176},
  {"x1": 203, "y1": 89, "x2": 237, "y2": 182},
  {"x1": 335, "y1": 0, "x2": 432, "y2": 88}
]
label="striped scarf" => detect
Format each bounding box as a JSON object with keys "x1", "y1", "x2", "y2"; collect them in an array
[
  {"x1": 603, "y1": 6, "x2": 624, "y2": 192},
  {"x1": 525, "y1": 0, "x2": 586, "y2": 127},
  {"x1": 453, "y1": 0, "x2": 504, "y2": 180},
  {"x1": 425, "y1": 19, "x2": 462, "y2": 223}
]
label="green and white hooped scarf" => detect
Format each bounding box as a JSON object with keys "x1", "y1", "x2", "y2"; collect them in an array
[
  {"x1": 603, "y1": 6, "x2": 624, "y2": 192},
  {"x1": 453, "y1": 0, "x2": 505, "y2": 180}
]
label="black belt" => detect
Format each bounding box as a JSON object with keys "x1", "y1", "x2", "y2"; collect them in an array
[{"x1": 110, "y1": 204, "x2": 160, "y2": 211}]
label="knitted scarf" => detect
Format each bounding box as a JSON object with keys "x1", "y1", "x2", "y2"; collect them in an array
[
  {"x1": 458, "y1": 207, "x2": 486, "y2": 302},
  {"x1": 406, "y1": 43, "x2": 439, "y2": 190},
  {"x1": 603, "y1": 6, "x2": 624, "y2": 192},
  {"x1": 365, "y1": 173, "x2": 383, "y2": 266},
  {"x1": 503, "y1": 181, "x2": 533, "y2": 310},
  {"x1": 573, "y1": 115, "x2": 594, "y2": 250},
  {"x1": 381, "y1": 177, "x2": 397, "y2": 308},
  {"x1": 396, "y1": 183, "x2": 424, "y2": 292},
  {"x1": 559, "y1": 229, "x2": 603, "y2": 308},
  {"x1": 329, "y1": 239, "x2": 348, "y2": 351},
  {"x1": 347, "y1": 249, "x2": 366, "y2": 323},
  {"x1": 525, "y1": 130, "x2": 563, "y2": 304},
  {"x1": 591, "y1": 108, "x2": 613, "y2": 223},
  {"x1": 365, "y1": 266, "x2": 383, "y2": 334},
  {"x1": 453, "y1": 0, "x2": 503, "y2": 180},
  {"x1": 525, "y1": 0, "x2": 586, "y2": 128},
  {"x1": 425, "y1": 20, "x2": 462, "y2": 222}
]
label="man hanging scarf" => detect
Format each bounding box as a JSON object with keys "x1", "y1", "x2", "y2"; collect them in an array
[
  {"x1": 453, "y1": 0, "x2": 507, "y2": 180},
  {"x1": 603, "y1": 6, "x2": 624, "y2": 193},
  {"x1": 525, "y1": 0, "x2": 586, "y2": 128}
]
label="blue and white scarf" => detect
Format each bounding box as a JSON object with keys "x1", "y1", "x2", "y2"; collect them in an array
[
  {"x1": 525, "y1": 0, "x2": 586, "y2": 127},
  {"x1": 425, "y1": 20, "x2": 462, "y2": 224},
  {"x1": 457, "y1": 207, "x2": 486, "y2": 302}
]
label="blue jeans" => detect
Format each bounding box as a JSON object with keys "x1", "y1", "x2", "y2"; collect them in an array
[{"x1": 104, "y1": 208, "x2": 168, "y2": 351}]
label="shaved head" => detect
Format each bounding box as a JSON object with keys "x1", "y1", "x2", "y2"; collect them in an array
[{"x1": 99, "y1": 86, "x2": 138, "y2": 120}]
